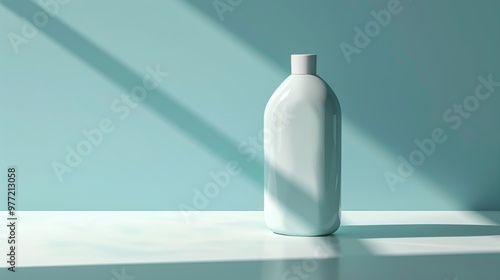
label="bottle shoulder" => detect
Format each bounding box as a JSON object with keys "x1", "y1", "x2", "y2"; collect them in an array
[{"x1": 265, "y1": 75, "x2": 340, "y2": 113}]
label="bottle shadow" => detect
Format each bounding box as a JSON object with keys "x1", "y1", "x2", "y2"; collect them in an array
[{"x1": 258, "y1": 223, "x2": 500, "y2": 280}]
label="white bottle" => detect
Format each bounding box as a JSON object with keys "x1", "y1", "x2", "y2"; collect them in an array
[{"x1": 264, "y1": 54, "x2": 341, "y2": 236}]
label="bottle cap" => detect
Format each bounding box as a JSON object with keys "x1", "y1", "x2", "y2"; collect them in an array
[{"x1": 291, "y1": 54, "x2": 316, "y2": 75}]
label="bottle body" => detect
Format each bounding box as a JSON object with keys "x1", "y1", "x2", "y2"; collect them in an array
[{"x1": 264, "y1": 73, "x2": 341, "y2": 236}]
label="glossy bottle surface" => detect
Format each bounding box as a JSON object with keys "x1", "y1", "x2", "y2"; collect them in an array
[{"x1": 264, "y1": 54, "x2": 341, "y2": 236}]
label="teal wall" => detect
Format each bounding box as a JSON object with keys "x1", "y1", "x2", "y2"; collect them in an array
[{"x1": 1, "y1": 0, "x2": 499, "y2": 211}]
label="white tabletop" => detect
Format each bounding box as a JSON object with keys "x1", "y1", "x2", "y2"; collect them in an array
[{"x1": 1, "y1": 211, "x2": 500, "y2": 280}]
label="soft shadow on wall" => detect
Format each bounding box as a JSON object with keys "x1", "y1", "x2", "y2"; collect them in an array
[
  {"x1": 184, "y1": 0, "x2": 500, "y2": 210},
  {"x1": 1, "y1": 0, "x2": 499, "y2": 211}
]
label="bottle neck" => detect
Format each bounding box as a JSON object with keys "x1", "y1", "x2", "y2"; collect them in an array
[{"x1": 291, "y1": 54, "x2": 317, "y2": 75}]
